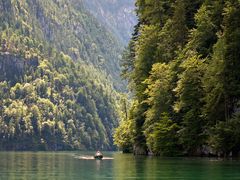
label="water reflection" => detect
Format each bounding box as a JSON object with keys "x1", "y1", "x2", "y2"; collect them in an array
[
  {"x1": 95, "y1": 159, "x2": 101, "y2": 172},
  {"x1": 0, "y1": 152, "x2": 77, "y2": 180},
  {"x1": 0, "y1": 152, "x2": 240, "y2": 179},
  {"x1": 113, "y1": 154, "x2": 240, "y2": 180},
  {"x1": 113, "y1": 153, "x2": 137, "y2": 179}
]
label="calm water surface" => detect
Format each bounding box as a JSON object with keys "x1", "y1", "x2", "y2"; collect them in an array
[{"x1": 0, "y1": 151, "x2": 240, "y2": 179}]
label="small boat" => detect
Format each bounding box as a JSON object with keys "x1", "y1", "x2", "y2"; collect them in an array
[{"x1": 94, "y1": 151, "x2": 103, "y2": 160}]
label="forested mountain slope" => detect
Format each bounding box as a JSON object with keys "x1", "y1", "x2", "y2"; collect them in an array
[
  {"x1": 114, "y1": 0, "x2": 240, "y2": 157},
  {"x1": 0, "y1": 0, "x2": 126, "y2": 150},
  {"x1": 82, "y1": 0, "x2": 136, "y2": 44},
  {"x1": 0, "y1": 0, "x2": 124, "y2": 90}
]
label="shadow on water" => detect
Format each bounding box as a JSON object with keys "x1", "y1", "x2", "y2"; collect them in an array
[{"x1": 113, "y1": 154, "x2": 240, "y2": 180}]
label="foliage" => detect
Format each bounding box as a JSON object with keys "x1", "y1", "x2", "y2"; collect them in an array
[
  {"x1": 114, "y1": 0, "x2": 240, "y2": 156},
  {"x1": 143, "y1": 63, "x2": 174, "y2": 149},
  {"x1": 0, "y1": 0, "x2": 124, "y2": 150},
  {"x1": 0, "y1": 0, "x2": 124, "y2": 90},
  {"x1": 113, "y1": 118, "x2": 135, "y2": 153},
  {"x1": 210, "y1": 112, "x2": 240, "y2": 156},
  {"x1": 149, "y1": 113, "x2": 179, "y2": 156}
]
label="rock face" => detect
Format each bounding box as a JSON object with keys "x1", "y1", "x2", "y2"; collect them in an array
[
  {"x1": 0, "y1": 53, "x2": 38, "y2": 83},
  {"x1": 82, "y1": 0, "x2": 137, "y2": 44},
  {"x1": 133, "y1": 144, "x2": 148, "y2": 155}
]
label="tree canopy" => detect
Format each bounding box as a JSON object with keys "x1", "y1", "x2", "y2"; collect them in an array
[{"x1": 114, "y1": 0, "x2": 240, "y2": 157}]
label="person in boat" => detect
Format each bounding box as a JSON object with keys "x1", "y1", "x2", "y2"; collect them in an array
[{"x1": 94, "y1": 151, "x2": 103, "y2": 159}]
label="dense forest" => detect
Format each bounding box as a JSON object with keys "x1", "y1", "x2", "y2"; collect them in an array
[
  {"x1": 114, "y1": 0, "x2": 240, "y2": 157},
  {"x1": 0, "y1": 0, "x2": 126, "y2": 90},
  {"x1": 0, "y1": 0, "x2": 130, "y2": 150}
]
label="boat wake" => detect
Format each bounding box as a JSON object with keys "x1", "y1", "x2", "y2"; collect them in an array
[{"x1": 74, "y1": 155, "x2": 114, "y2": 160}]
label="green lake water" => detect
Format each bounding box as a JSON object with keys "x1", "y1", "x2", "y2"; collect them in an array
[{"x1": 0, "y1": 151, "x2": 240, "y2": 179}]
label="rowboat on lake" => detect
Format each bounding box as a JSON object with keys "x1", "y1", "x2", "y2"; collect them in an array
[{"x1": 94, "y1": 151, "x2": 103, "y2": 160}]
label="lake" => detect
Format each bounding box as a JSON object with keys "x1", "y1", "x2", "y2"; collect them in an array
[{"x1": 0, "y1": 151, "x2": 240, "y2": 179}]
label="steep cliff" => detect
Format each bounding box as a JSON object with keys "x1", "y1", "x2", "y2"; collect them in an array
[
  {"x1": 82, "y1": 0, "x2": 136, "y2": 44},
  {"x1": 0, "y1": 53, "x2": 38, "y2": 83}
]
